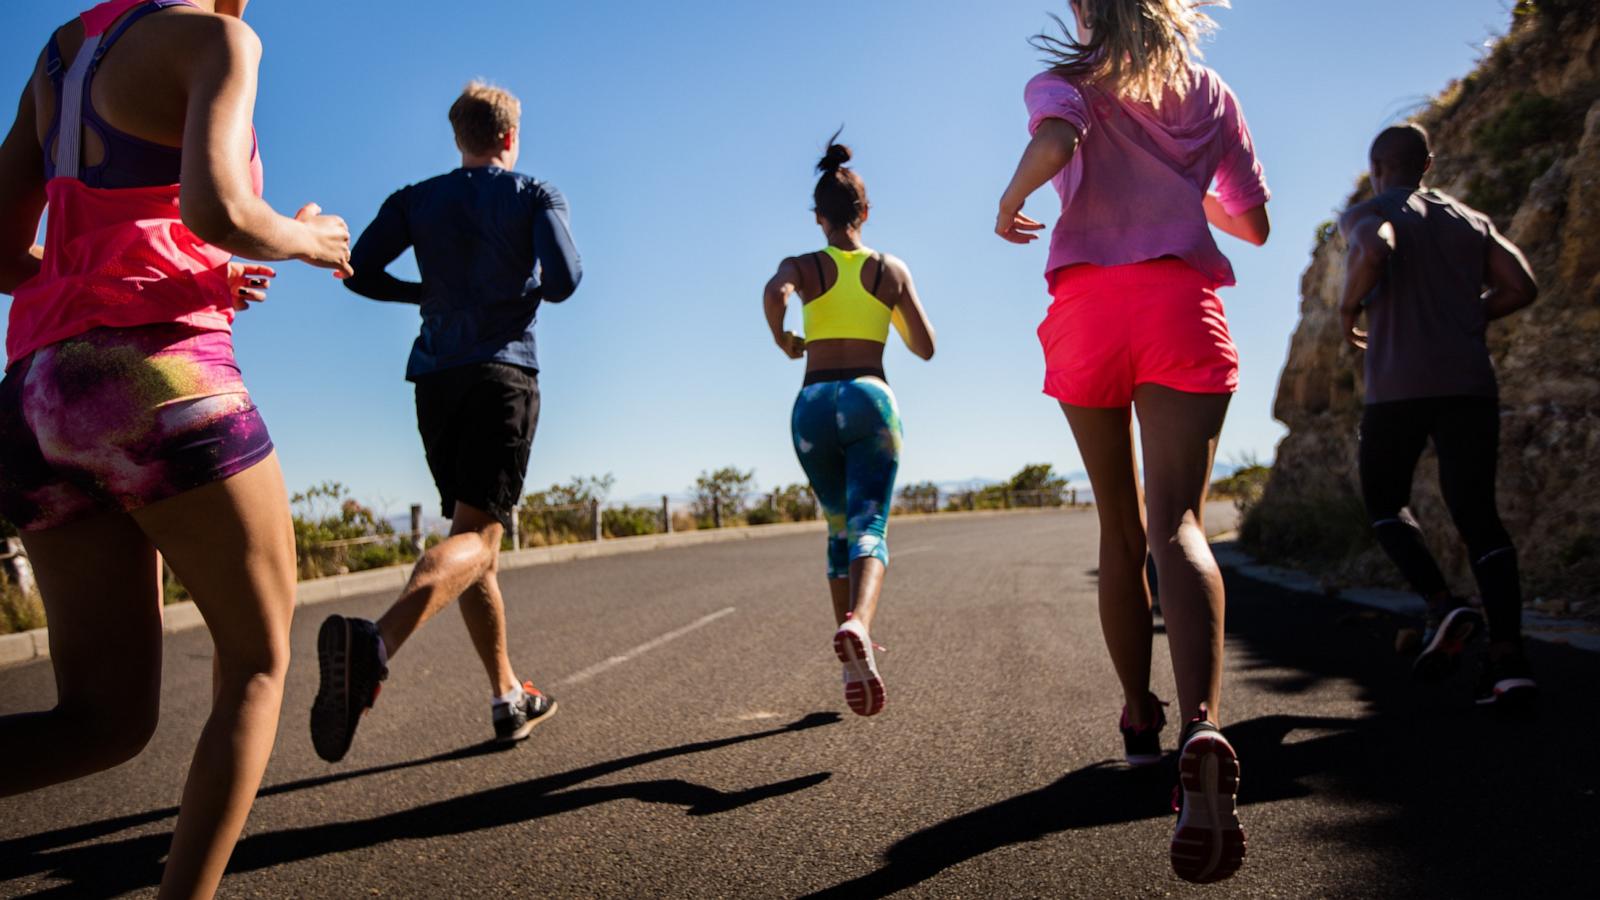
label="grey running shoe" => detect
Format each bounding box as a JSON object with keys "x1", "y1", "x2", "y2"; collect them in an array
[
  {"x1": 1413, "y1": 605, "x2": 1483, "y2": 682},
  {"x1": 1474, "y1": 650, "x2": 1538, "y2": 710},
  {"x1": 493, "y1": 681, "x2": 559, "y2": 743}
]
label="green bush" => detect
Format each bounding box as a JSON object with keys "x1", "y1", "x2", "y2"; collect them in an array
[
  {"x1": 520, "y1": 475, "x2": 612, "y2": 546},
  {"x1": 896, "y1": 481, "x2": 941, "y2": 514},
  {"x1": 0, "y1": 579, "x2": 44, "y2": 635},
  {"x1": 1212, "y1": 463, "x2": 1271, "y2": 519},
  {"x1": 292, "y1": 482, "x2": 415, "y2": 580},
  {"x1": 693, "y1": 466, "x2": 755, "y2": 527},
  {"x1": 604, "y1": 504, "x2": 663, "y2": 538},
  {"x1": 1240, "y1": 489, "x2": 1373, "y2": 570}
]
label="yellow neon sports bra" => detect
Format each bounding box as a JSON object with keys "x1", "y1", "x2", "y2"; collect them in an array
[{"x1": 802, "y1": 246, "x2": 894, "y2": 343}]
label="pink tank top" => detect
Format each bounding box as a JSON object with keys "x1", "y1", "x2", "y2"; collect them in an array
[{"x1": 5, "y1": 0, "x2": 265, "y2": 369}]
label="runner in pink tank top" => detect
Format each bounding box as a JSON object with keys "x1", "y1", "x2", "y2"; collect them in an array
[
  {"x1": 0, "y1": 2, "x2": 352, "y2": 896},
  {"x1": 994, "y1": 0, "x2": 1271, "y2": 885}
]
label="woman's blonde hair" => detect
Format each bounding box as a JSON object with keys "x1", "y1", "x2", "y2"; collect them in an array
[{"x1": 1032, "y1": 0, "x2": 1225, "y2": 108}]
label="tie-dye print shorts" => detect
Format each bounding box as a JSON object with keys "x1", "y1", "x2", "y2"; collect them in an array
[
  {"x1": 791, "y1": 374, "x2": 902, "y2": 579},
  {"x1": 0, "y1": 324, "x2": 274, "y2": 532}
]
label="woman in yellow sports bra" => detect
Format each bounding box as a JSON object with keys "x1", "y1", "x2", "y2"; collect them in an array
[{"x1": 761, "y1": 133, "x2": 935, "y2": 717}]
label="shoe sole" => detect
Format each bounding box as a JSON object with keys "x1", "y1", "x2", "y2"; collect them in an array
[
  {"x1": 1413, "y1": 608, "x2": 1482, "y2": 682},
  {"x1": 1172, "y1": 733, "x2": 1246, "y2": 884},
  {"x1": 834, "y1": 628, "x2": 885, "y2": 717},
  {"x1": 311, "y1": 615, "x2": 366, "y2": 763},
  {"x1": 496, "y1": 700, "x2": 560, "y2": 744},
  {"x1": 1476, "y1": 679, "x2": 1539, "y2": 711}
]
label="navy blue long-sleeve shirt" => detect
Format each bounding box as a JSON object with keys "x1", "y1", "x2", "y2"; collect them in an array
[{"x1": 344, "y1": 166, "x2": 582, "y2": 381}]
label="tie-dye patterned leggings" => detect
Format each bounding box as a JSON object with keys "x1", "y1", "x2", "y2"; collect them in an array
[{"x1": 790, "y1": 375, "x2": 903, "y2": 579}]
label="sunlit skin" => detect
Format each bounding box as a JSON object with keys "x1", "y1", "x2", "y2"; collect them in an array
[
  {"x1": 993, "y1": 0, "x2": 1271, "y2": 728},
  {"x1": 0, "y1": 1, "x2": 351, "y2": 896},
  {"x1": 763, "y1": 205, "x2": 936, "y2": 632}
]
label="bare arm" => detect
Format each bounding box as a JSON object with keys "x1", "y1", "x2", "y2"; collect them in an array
[
  {"x1": 1338, "y1": 208, "x2": 1394, "y2": 350},
  {"x1": 0, "y1": 55, "x2": 46, "y2": 295},
  {"x1": 763, "y1": 257, "x2": 805, "y2": 359},
  {"x1": 886, "y1": 255, "x2": 935, "y2": 361},
  {"x1": 1483, "y1": 230, "x2": 1537, "y2": 321},
  {"x1": 1204, "y1": 192, "x2": 1270, "y2": 246},
  {"x1": 177, "y1": 17, "x2": 351, "y2": 275},
  {"x1": 995, "y1": 118, "x2": 1079, "y2": 244}
]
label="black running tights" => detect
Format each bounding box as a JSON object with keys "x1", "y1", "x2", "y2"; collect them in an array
[{"x1": 1358, "y1": 396, "x2": 1521, "y2": 643}]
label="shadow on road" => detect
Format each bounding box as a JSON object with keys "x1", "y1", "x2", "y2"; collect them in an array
[
  {"x1": 807, "y1": 560, "x2": 1600, "y2": 899},
  {"x1": 3, "y1": 712, "x2": 840, "y2": 898}
]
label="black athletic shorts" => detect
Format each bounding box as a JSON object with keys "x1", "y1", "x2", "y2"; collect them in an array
[{"x1": 414, "y1": 362, "x2": 539, "y2": 529}]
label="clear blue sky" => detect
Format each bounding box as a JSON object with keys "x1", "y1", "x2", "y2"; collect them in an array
[{"x1": 0, "y1": 0, "x2": 1513, "y2": 512}]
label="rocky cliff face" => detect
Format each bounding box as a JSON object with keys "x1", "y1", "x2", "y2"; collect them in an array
[{"x1": 1246, "y1": 0, "x2": 1600, "y2": 607}]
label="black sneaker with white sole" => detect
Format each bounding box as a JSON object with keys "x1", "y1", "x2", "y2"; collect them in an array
[
  {"x1": 1119, "y1": 693, "x2": 1168, "y2": 767},
  {"x1": 1413, "y1": 605, "x2": 1482, "y2": 682},
  {"x1": 1474, "y1": 651, "x2": 1538, "y2": 710},
  {"x1": 310, "y1": 615, "x2": 388, "y2": 763},
  {"x1": 493, "y1": 681, "x2": 559, "y2": 743}
]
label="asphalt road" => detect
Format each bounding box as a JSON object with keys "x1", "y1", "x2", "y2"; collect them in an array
[{"x1": 2, "y1": 508, "x2": 1596, "y2": 899}]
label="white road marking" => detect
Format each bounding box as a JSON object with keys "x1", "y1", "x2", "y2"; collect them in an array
[
  {"x1": 556, "y1": 606, "x2": 737, "y2": 687},
  {"x1": 895, "y1": 546, "x2": 933, "y2": 556}
]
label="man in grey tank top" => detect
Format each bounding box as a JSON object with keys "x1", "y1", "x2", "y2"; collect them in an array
[{"x1": 1338, "y1": 124, "x2": 1540, "y2": 709}]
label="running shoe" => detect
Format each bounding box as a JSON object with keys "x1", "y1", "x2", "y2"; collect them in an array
[
  {"x1": 1473, "y1": 650, "x2": 1539, "y2": 710},
  {"x1": 1170, "y1": 711, "x2": 1246, "y2": 884},
  {"x1": 493, "y1": 681, "x2": 559, "y2": 743},
  {"x1": 1119, "y1": 693, "x2": 1169, "y2": 767},
  {"x1": 1413, "y1": 604, "x2": 1483, "y2": 682},
  {"x1": 834, "y1": 617, "x2": 885, "y2": 717},
  {"x1": 311, "y1": 615, "x2": 388, "y2": 763}
]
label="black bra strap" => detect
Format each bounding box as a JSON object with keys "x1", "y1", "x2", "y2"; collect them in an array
[
  {"x1": 870, "y1": 252, "x2": 886, "y2": 295},
  {"x1": 810, "y1": 251, "x2": 826, "y2": 288}
]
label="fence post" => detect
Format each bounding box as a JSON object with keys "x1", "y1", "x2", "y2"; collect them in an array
[
  {"x1": 713, "y1": 496, "x2": 722, "y2": 529},
  {"x1": 1071, "y1": 488, "x2": 1078, "y2": 507},
  {"x1": 1004, "y1": 491, "x2": 1012, "y2": 510},
  {"x1": 591, "y1": 498, "x2": 603, "y2": 541},
  {"x1": 662, "y1": 495, "x2": 672, "y2": 533},
  {"x1": 409, "y1": 504, "x2": 423, "y2": 554},
  {"x1": 509, "y1": 504, "x2": 521, "y2": 549},
  {"x1": 2, "y1": 537, "x2": 37, "y2": 600}
]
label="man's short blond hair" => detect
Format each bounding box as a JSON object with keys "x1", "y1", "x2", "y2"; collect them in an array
[{"x1": 449, "y1": 81, "x2": 522, "y2": 155}]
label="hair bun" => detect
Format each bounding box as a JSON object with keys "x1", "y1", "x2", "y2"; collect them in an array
[{"x1": 817, "y1": 139, "x2": 853, "y2": 174}]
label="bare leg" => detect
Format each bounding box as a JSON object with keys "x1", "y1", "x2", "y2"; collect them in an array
[
  {"x1": 376, "y1": 502, "x2": 502, "y2": 667},
  {"x1": 458, "y1": 560, "x2": 519, "y2": 697},
  {"x1": 131, "y1": 453, "x2": 298, "y2": 900},
  {"x1": 0, "y1": 514, "x2": 163, "y2": 795},
  {"x1": 828, "y1": 577, "x2": 850, "y2": 626},
  {"x1": 1060, "y1": 402, "x2": 1158, "y2": 727},
  {"x1": 847, "y1": 558, "x2": 887, "y2": 632},
  {"x1": 1133, "y1": 385, "x2": 1231, "y2": 724}
]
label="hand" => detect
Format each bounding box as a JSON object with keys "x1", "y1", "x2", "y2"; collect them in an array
[
  {"x1": 227, "y1": 262, "x2": 276, "y2": 311},
  {"x1": 1341, "y1": 307, "x2": 1368, "y2": 351},
  {"x1": 996, "y1": 202, "x2": 1045, "y2": 245},
  {"x1": 776, "y1": 331, "x2": 806, "y2": 359},
  {"x1": 293, "y1": 203, "x2": 354, "y2": 279}
]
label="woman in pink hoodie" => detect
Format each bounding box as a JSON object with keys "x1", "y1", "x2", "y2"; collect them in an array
[{"x1": 996, "y1": 0, "x2": 1270, "y2": 884}]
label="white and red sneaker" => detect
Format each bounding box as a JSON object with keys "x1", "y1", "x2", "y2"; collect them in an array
[
  {"x1": 833, "y1": 617, "x2": 885, "y2": 717},
  {"x1": 1170, "y1": 711, "x2": 1246, "y2": 884}
]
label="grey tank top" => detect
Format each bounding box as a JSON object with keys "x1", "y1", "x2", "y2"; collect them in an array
[{"x1": 1358, "y1": 187, "x2": 1498, "y2": 404}]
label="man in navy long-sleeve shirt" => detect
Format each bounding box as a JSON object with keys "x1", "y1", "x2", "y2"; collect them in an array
[{"x1": 312, "y1": 82, "x2": 580, "y2": 762}]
